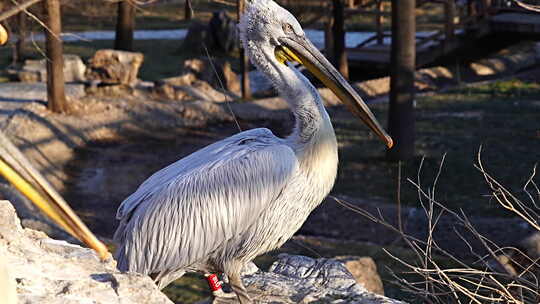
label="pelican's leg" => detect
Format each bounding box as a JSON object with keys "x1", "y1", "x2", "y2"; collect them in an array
[
  {"x1": 204, "y1": 273, "x2": 237, "y2": 301},
  {"x1": 228, "y1": 272, "x2": 252, "y2": 304}
]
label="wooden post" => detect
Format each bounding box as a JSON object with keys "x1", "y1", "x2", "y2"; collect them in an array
[
  {"x1": 114, "y1": 0, "x2": 135, "y2": 51},
  {"x1": 332, "y1": 0, "x2": 348, "y2": 79},
  {"x1": 325, "y1": 13, "x2": 334, "y2": 60},
  {"x1": 15, "y1": 12, "x2": 28, "y2": 63},
  {"x1": 238, "y1": 0, "x2": 251, "y2": 100},
  {"x1": 43, "y1": 0, "x2": 67, "y2": 113},
  {"x1": 387, "y1": 0, "x2": 416, "y2": 161},
  {"x1": 185, "y1": 0, "x2": 193, "y2": 20},
  {"x1": 376, "y1": 0, "x2": 384, "y2": 45},
  {"x1": 444, "y1": 0, "x2": 456, "y2": 42},
  {"x1": 468, "y1": 0, "x2": 476, "y2": 20},
  {"x1": 481, "y1": 0, "x2": 491, "y2": 16}
]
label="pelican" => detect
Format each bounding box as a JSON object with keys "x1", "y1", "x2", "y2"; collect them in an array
[{"x1": 113, "y1": 0, "x2": 392, "y2": 302}]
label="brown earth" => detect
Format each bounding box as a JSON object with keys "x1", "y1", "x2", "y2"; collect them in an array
[{"x1": 0, "y1": 83, "x2": 535, "y2": 263}]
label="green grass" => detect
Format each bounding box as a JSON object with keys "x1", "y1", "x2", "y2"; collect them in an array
[
  {"x1": 60, "y1": 0, "x2": 236, "y2": 32},
  {"x1": 333, "y1": 79, "x2": 540, "y2": 217},
  {"x1": 0, "y1": 38, "x2": 237, "y2": 81},
  {"x1": 16, "y1": 0, "x2": 447, "y2": 33},
  {"x1": 163, "y1": 273, "x2": 213, "y2": 304}
]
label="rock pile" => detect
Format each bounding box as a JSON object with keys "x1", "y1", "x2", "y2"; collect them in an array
[
  {"x1": 10, "y1": 55, "x2": 87, "y2": 83},
  {"x1": 0, "y1": 200, "x2": 173, "y2": 304},
  {"x1": 0, "y1": 200, "x2": 405, "y2": 303},
  {"x1": 154, "y1": 58, "x2": 240, "y2": 102},
  {"x1": 241, "y1": 254, "x2": 402, "y2": 304},
  {"x1": 86, "y1": 49, "x2": 144, "y2": 86},
  {"x1": 184, "y1": 58, "x2": 240, "y2": 94},
  {"x1": 335, "y1": 256, "x2": 385, "y2": 295}
]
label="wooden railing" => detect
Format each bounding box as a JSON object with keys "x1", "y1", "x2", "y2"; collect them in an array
[
  {"x1": 344, "y1": 0, "x2": 515, "y2": 51},
  {"x1": 278, "y1": 0, "x2": 534, "y2": 69}
]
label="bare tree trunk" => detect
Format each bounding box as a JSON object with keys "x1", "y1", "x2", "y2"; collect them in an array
[
  {"x1": 387, "y1": 0, "x2": 416, "y2": 161},
  {"x1": 238, "y1": 0, "x2": 251, "y2": 100},
  {"x1": 332, "y1": 0, "x2": 348, "y2": 79},
  {"x1": 115, "y1": 0, "x2": 135, "y2": 51},
  {"x1": 43, "y1": 0, "x2": 67, "y2": 113},
  {"x1": 15, "y1": 12, "x2": 28, "y2": 63},
  {"x1": 185, "y1": 0, "x2": 193, "y2": 20},
  {"x1": 324, "y1": 14, "x2": 334, "y2": 60},
  {"x1": 444, "y1": 0, "x2": 456, "y2": 43},
  {"x1": 376, "y1": 0, "x2": 384, "y2": 44}
]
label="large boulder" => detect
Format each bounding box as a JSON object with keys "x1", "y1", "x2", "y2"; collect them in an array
[
  {"x1": 0, "y1": 199, "x2": 407, "y2": 304},
  {"x1": 468, "y1": 42, "x2": 538, "y2": 77},
  {"x1": 14, "y1": 55, "x2": 86, "y2": 83},
  {"x1": 177, "y1": 80, "x2": 237, "y2": 102},
  {"x1": 201, "y1": 254, "x2": 405, "y2": 303},
  {"x1": 86, "y1": 49, "x2": 144, "y2": 86},
  {"x1": 154, "y1": 78, "x2": 237, "y2": 102},
  {"x1": 335, "y1": 256, "x2": 385, "y2": 295},
  {"x1": 0, "y1": 200, "x2": 173, "y2": 304},
  {"x1": 153, "y1": 57, "x2": 241, "y2": 101},
  {"x1": 153, "y1": 73, "x2": 197, "y2": 100}
]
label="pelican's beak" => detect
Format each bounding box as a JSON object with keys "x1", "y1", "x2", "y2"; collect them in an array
[
  {"x1": 0, "y1": 25, "x2": 8, "y2": 45},
  {"x1": 276, "y1": 36, "x2": 393, "y2": 148},
  {"x1": 0, "y1": 134, "x2": 110, "y2": 260}
]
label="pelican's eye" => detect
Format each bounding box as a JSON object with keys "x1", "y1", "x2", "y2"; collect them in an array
[{"x1": 282, "y1": 23, "x2": 294, "y2": 34}]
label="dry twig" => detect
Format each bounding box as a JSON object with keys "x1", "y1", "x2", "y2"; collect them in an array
[{"x1": 334, "y1": 148, "x2": 539, "y2": 303}]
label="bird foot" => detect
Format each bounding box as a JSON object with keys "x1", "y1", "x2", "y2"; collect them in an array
[
  {"x1": 212, "y1": 289, "x2": 239, "y2": 303},
  {"x1": 213, "y1": 288, "x2": 237, "y2": 298}
]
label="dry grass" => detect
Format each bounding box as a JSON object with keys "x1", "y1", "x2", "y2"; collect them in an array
[{"x1": 333, "y1": 150, "x2": 540, "y2": 303}]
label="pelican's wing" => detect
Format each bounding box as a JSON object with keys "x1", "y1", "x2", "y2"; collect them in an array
[{"x1": 114, "y1": 128, "x2": 298, "y2": 277}]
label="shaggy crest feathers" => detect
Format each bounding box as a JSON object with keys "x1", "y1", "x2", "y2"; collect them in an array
[
  {"x1": 238, "y1": 0, "x2": 302, "y2": 49},
  {"x1": 238, "y1": 0, "x2": 274, "y2": 47}
]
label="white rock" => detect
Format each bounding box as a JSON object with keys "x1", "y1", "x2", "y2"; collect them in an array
[
  {"x1": 1, "y1": 199, "x2": 406, "y2": 303},
  {"x1": 208, "y1": 254, "x2": 406, "y2": 303},
  {"x1": 0, "y1": 200, "x2": 173, "y2": 304}
]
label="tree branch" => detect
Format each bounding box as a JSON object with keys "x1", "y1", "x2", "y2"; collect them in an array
[{"x1": 0, "y1": 0, "x2": 43, "y2": 22}]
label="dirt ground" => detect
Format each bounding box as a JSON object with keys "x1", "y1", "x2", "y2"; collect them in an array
[
  {"x1": 1, "y1": 45, "x2": 539, "y2": 303},
  {"x1": 0, "y1": 80, "x2": 536, "y2": 260}
]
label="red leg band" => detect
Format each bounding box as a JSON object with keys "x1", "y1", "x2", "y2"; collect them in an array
[{"x1": 206, "y1": 274, "x2": 222, "y2": 291}]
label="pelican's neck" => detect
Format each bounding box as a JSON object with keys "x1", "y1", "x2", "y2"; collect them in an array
[
  {"x1": 248, "y1": 44, "x2": 335, "y2": 150},
  {"x1": 280, "y1": 67, "x2": 331, "y2": 145}
]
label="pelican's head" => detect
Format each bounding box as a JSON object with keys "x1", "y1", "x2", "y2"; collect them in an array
[{"x1": 239, "y1": 0, "x2": 393, "y2": 148}]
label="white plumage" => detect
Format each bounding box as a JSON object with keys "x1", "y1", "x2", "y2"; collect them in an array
[{"x1": 114, "y1": 1, "x2": 391, "y2": 303}]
